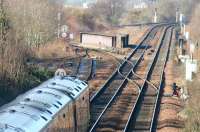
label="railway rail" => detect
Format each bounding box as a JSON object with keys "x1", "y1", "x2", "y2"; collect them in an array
[
  {"x1": 70, "y1": 48, "x2": 95, "y2": 82},
  {"x1": 75, "y1": 57, "x2": 94, "y2": 81},
  {"x1": 89, "y1": 24, "x2": 168, "y2": 131},
  {"x1": 124, "y1": 26, "x2": 174, "y2": 132}
]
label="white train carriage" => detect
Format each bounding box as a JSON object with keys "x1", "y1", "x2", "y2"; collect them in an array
[{"x1": 0, "y1": 75, "x2": 89, "y2": 132}]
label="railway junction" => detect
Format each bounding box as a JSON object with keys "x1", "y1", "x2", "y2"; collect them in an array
[{"x1": 0, "y1": 23, "x2": 187, "y2": 132}]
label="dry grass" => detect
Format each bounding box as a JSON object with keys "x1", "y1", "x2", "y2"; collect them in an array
[
  {"x1": 105, "y1": 26, "x2": 148, "y2": 45},
  {"x1": 35, "y1": 40, "x2": 75, "y2": 59},
  {"x1": 183, "y1": 4, "x2": 200, "y2": 132},
  {"x1": 183, "y1": 78, "x2": 200, "y2": 132},
  {"x1": 189, "y1": 4, "x2": 200, "y2": 42},
  {"x1": 0, "y1": 37, "x2": 36, "y2": 101}
]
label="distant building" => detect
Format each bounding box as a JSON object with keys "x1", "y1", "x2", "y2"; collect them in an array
[
  {"x1": 65, "y1": 0, "x2": 96, "y2": 8},
  {"x1": 126, "y1": 0, "x2": 155, "y2": 9},
  {"x1": 134, "y1": 2, "x2": 148, "y2": 9},
  {"x1": 80, "y1": 32, "x2": 129, "y2": 49},
  {"x1": 83, "y1": 2, "x2": 89, "y2": 8}
]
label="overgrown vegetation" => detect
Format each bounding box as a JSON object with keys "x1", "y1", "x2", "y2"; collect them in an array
[
  {"x1": 0, "y1": 0, "x2": 199, "y2": 105},
  {"x1": 143, "y1": 0, "x2": 197, "y2": 23},
  {"x1": 0, "y1": 0, "x2": 60, "y2": 102},
  {"x1": 84, "y1": 0, "x2": 199, "y2": 25},
  {"x1": 5, "y1": 0, "x2": 59, "y2": 48},
  {"x1": 183, "y1": 3, "x2": 200, "y2": 132},
  {"x1": 90, "y1": 0, "x2": 125, "y2": 25},
  {"x1": 189, "y1": 4, "x2": 200, "y2": 42},
  {"x1": 184, "y1": 79, "x2": 200, "y2": 132}
]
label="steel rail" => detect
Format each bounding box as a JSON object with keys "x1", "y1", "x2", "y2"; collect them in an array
[
  {"x1": 105, "y1": 54, "x2": 141, "y2": 92},
  {"x1": 89, "y1": 25, "x2": 166, "y2": 131},
  {"x1": 89, "y1": 47, "x2": 145, "y2": 132},
  {"x1": 150, "y1": 27, "x2": 174, "y2": 132},
  {"x1": 123, "y1": 25, "x2": 173, "y2": 132},
  {"x1": 75, "y1": 57, "x2": 93, "y2": 81},
  {"x1": 90, "y1": 24, "x2": 163, "y2": 103},
  {"x1": 126, "y1": 59, "x2": 158, "y2": 91}
]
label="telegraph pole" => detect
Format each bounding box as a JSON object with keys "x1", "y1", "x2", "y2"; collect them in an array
[{"x1": 179, "y1": 13, "x2": 184, "y2": 35}]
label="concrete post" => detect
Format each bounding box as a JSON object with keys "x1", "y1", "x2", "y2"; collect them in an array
[
  {"x1": 183, "y1": 24, "x2": 186, "y2": 36},
  {"x1": 176, "y1": 8, "x2": 179, "y2": 23},
  {"x1": 179, "y1": 38, "x2": 184, "y2": 55},
  {"x1": 154, "y1": 8, "x2": 158, "y2": 23},
  {"x1": 180, "y1": 14, "x2": 184, "y2": 35}
]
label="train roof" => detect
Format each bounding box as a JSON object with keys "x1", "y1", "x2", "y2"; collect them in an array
[{"x1": 0, "y1": 76, "x2": 88, "y2": 132}]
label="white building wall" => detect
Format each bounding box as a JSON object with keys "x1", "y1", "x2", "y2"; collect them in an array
[
  {"x1": 186, "y1": 59, "x2": 198, "y2": 81},
  {"x1": 81, "y1": 34, "x2": 113, "y2": 48}
]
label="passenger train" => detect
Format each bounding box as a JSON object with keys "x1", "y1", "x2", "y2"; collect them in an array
[{"x1": 0, "y1": 70, "x2": 89, "y2": 132}]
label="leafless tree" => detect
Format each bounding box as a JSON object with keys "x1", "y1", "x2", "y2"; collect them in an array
[
  {"x1": 0, "y1": 0, "x2": 63, "y2": 99},
  {"x1": 90, "y1": 0, "x2": 126, "y2": 25},
  {"x1": 5, "y1": 0, "x2": 59, "y2": 48}
]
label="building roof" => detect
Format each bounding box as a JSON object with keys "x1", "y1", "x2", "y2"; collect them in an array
[
  {"x1": 0, "y1": 76, "x2": 88, "y2": 132},
  {"x1": 80, "y1": 32, "x2": 116, "y2": 38}
]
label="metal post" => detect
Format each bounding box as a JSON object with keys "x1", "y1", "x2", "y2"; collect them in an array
[
  {"x1": 176, "y1": 8, "x2": 179, "y2": 23},
  {"x1": 154, "y1": 8, "x2": 157, "y2": 23},
  {"x1": 197, "y1": 41, "x2": 199, "y2": 62},
  {"x1": 183, "y1": 24, "x2": 186, "y2": 36},
  {"x1": 180, "y1": 13, "x2": 184, "y2": 34}
]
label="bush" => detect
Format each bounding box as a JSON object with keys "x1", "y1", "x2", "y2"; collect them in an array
[
  {"x1": 189, "y1": 4, "x2": 200, "y2": 42},
  {"x1": 0, "y1": 0, "x2": 60, "y2": 103},
  {"x1": 184, "y1": 79, "x2": 200, "y2": 132},
  {"x1": 29, "y1": 66, "x2": 54, "y2": 82}
]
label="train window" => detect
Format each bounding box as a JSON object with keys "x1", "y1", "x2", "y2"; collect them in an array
[
  {"x1": 69, "y1": 92, "x2": 75, "y2": 97},
  {"x1": 41, "y1": 116, "x2": 48, "y2": 121},
  {"x1": 56, "y1": 101, "x2": 62, "y2": 106},
  {"x1": 63, "y1": 113, "x2": 66, "y2": 118},
  {"x1": 46, "y1": 110, "x2": 53, "y2": 115},
  {"x1": 74, "y1": 88, "x2": 79, "y2": 92},
  {"x1": 52, "y1": 82, "x2": 56, "y2": 85},
  {"x1": 53, "y1": 104, "x2": 59, "y2": 109},
  {"x1": 77, "y1": 86, "x2": 82, "y2": 90},
  {"x1": 37, "y1": 90, "x2": 42, "y2": 94},
  {"x1": 25, "y1": 98, "x2": 30, "y2": 102},
  {"x1": 9, "y1": 109, "x2": 16, "y2": 113},
  {"x1": 81, "y1": 82, "x2": 87, "y2": 86}
]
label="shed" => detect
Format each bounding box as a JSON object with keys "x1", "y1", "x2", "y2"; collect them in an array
[
  {"x1": 80, "y1": 32, "x2": 116, "y2": 49},
  {"x1": 80, "y1": 32, "x2": 129, "y2": 49}
]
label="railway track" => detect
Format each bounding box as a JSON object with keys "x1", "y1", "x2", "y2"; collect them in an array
[
  {"x1": 72, "y1": 57, "x2": 95, "y2": 82},
  {"x1": 124, "y1": 26, "x2": 174, "y2": 132},
  {"x1": 89, "y1": 25, "x2": 167, "y2": 131}
]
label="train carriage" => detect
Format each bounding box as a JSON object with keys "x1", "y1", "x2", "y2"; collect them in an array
[{"x1": 0, "y1": 74, "x2": 89, "y2": 132}]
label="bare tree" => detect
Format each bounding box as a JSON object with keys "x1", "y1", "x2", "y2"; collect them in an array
[
  {"x1": 0, "y1": 0, "x2": 9, "y2": 90},
  {"x1": 0, "y1": 0, "x2": 63, "y2": 99},
  {"x1": 190, "y1": 4, "x2": 200, "y2": 42},
  {"x1": 90, "y1": 0, "x2": 126, "y2": 25},
  {"x1": 5, "y1": 0, "x2": 59, "y2": 48}
]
